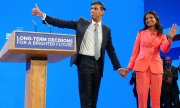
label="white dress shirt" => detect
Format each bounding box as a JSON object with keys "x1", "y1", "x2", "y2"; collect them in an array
[{"x1": 79, "y1": 20, "x2": 102, "y2": 56}]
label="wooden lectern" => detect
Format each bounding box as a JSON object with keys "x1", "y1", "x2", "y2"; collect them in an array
[{"x1": 0, "y1": 31, "x2": 76, "y2": 108}]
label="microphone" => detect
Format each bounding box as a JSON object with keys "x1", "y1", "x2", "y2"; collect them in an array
[
  {"x1": 32, "y1": 20, "x2": 37, "y2": 32},
  {"x1": 44, "y1": 20, "x2": 52, "y2": 33}
]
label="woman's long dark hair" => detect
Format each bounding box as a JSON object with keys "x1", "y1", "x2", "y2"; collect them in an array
[{"x1": 141, "y1": 10, "x2": 163, "y2": 35}]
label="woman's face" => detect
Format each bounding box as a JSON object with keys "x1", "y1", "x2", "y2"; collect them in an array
[{"x1": 145, "y1": 14, "x2": 157, "y2": 27}]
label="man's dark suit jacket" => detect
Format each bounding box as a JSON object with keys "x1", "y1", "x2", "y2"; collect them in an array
[
  {"x1": 43, "y1": 16, "x2": 121, "y2": 76},
  {"x1": 162, "y1": 66, "x2": 179, "y2": 95}
]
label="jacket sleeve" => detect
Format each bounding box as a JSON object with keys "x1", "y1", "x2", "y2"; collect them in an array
[
  {"x1": 128, "y1": 32, "x2": 141, "y2": 69},
  {"x1": 106, "y1": 29, "x2": 122, "y2": 70},
  {"x1": 160, "y1": 34, "x2": 172, "y2": 53},
  {"x1": 173, "y1": 67, "x2": 178, "y2": 80},
  {"x1": 43, "y1": 15, "x2": 78, "y2": 30}
]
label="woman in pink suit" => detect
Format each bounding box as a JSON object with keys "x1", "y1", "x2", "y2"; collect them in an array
[{"x1": 120, "y1": 11, "x2": 177, "y2": 108}]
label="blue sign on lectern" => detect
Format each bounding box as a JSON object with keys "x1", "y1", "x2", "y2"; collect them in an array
[{"x1": 14, "y1": 31, "x2": 75, "y2": 50}]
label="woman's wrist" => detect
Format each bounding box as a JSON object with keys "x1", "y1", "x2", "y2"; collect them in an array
[
  {"x1": 125, "y1": 68, "x2": 131, "y2": 73},
  {"x1": 168, "y1": 36, "x2": 173, "y2": 41}
]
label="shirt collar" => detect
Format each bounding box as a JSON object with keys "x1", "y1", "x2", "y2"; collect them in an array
[{"x1": 92, "y1": 20, "x2": 102, "y2": 26}]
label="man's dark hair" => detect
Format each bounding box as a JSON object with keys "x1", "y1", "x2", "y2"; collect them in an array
[{"x1": 91, "y1": 1, "x2": 106, "y2": 11}]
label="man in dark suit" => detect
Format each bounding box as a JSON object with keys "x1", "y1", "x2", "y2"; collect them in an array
[
  {"x1": 161, "y1": 56, "x2": 180, "y2": 108},
  {"x1": 32, "y1": 2, "x2": 123, "y2": 108}
]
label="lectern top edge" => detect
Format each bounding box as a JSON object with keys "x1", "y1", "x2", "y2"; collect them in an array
[{"x1": 0, "y1": 31, "x2": 76, "y2": 63}]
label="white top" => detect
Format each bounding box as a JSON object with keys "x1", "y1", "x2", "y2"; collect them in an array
[{"x1": 79, "y1": 20, "x2": 102, "y2": 56}]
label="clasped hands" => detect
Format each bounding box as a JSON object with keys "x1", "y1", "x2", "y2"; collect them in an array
[{"x1": 118, "y1": 68, "x2": 130, "y2": 78}]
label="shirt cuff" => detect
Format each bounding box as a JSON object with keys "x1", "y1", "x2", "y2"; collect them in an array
[
  {"x1": 42, "y1": 13, "x2": 46, "y2": 20},
  {"x1": 118, "y1": 68, "x2": 123, "y2": 71}
]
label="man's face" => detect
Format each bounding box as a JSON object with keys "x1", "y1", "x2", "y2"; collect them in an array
[
  {"x1": 165, "y1": 57, "x2": 172, "y2": 66},
  {"x1": 91, "y1": 4, "x2": 104, "y2": 22}
]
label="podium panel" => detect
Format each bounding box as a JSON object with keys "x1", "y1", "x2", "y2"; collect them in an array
[
  {"x1": 0, "y1": 31, "x2": 76, "y2": 108},
  {"x1": 0, "y1": 31, "x2": 76, "y2": 62}
]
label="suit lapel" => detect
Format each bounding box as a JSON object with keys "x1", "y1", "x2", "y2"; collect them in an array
[
  {"x1": 145, "y1": 29, "x2": 154, "y2": 47},
  {"x1": 81, "y1": 21, "x2": 91, "y2": 37},
  {"x1": 101, "y1": 25, "x2": 107, "y2": 49},
  {"x1": 77, "y1": 19, "x2": 91, "y2": 48}
]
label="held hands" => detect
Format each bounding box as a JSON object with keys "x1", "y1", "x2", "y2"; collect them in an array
[
  {"x1": 118, "y1": 68, "x2": 130, "y2": 78},
  {"x1": 168, "y1": 24, "x2": 178, "y2": 39},
  {"x1": 32, "y1": 4, "x2": 43, "y2": 17}
]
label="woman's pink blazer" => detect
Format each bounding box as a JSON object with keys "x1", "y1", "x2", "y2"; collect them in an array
[{"x1": 128, "y1": 29, "x2": 172, "y2": 74}]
